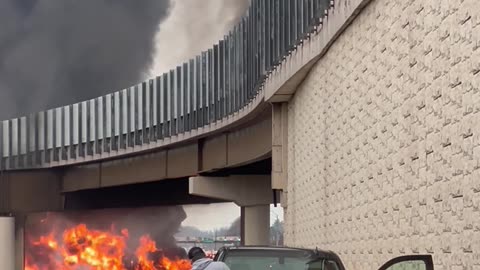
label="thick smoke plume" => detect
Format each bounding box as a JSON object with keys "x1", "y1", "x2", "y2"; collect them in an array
[
  {"x1": 151, "y1": 0, "x2": 250, "y2": 75},
  {"x1": 0, "y1": 0, "x2": 171, "y2": 120}
]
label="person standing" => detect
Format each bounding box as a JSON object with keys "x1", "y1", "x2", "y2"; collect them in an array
[{"x1": 188, "y1": 247, "x2": 230, "y2": 270}]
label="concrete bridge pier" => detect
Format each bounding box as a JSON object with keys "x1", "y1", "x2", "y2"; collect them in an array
[
  {"x1": 189, "y1": 175, "x2": 273, "y2": 245},
  {"x1": 0, "y1": 216, "x2": 15, "y2": 270},
  {"x1": 242, "y1": 205, "x2": 270, "y2": 245}
]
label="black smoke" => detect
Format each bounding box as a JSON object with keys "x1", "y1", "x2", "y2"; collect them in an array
[{"x1": 0, "y1": 0, "x2": 171, "y2": 120}]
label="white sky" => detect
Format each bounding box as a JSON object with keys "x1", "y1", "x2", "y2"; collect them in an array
[
  {"x1": 182, "y1": 203, "x2": 284, "y2": 231},
  {"x1": 182, "y1": 203, "x2": 240, "y2": 231},
  {"x1": 149, "y1": 0, "x2": 249, "y2": 77}
]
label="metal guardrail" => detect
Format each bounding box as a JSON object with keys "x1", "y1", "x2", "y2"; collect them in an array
[{"x1": 0, "y1": 0, "x2": 333, "y2": 170}]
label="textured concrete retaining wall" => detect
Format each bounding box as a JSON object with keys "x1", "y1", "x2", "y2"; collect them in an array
[{"x1": 285, "y1": 0, "x2": 479, "y2": 269}]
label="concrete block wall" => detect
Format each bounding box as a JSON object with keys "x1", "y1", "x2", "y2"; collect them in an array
[{"x1": 285, "y1": 0, "x2": 480, "y2": 269}]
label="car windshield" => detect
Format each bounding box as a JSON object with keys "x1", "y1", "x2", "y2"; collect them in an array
[{"x1": 223, "y1": 249, "x2": 318, "y2": 270}]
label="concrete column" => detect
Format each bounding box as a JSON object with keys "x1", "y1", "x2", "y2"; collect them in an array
[
  {"x1": 243, "y1": 205, "x2": 270, "y2": 246},
  {"x1": 272, "y1": 103, "x2": 288, "y2": 191},
  {"x1": 272, "y1": 103, "x2": 289, "y2": 207},
  {"x1": 0, "y1": 216, "x2": 15, "y2": 270}
]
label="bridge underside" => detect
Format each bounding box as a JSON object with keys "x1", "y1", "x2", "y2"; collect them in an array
[
  {"x1": 64, "y1": 178, "x2": 228, "y2": 210},
  {"x1": 64, "y1": 157, "x2": 271, "y2": 211}
]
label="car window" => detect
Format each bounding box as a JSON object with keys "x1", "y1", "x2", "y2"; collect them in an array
[
  {"x1": 324, "y1": 260, "x2": 340, "y2": 270},
  {"x1": 223, "y1": 249, "x2": 317, "y2": 270},
  {"x1": 383, "y1": 261, "x2": 426, "y2": 270},
  {"x1": 378, "y1": 255, "x2": 433, "y2": 270},
  {"x1": 307, "y1": 259, "x2": 341, "y2": 270},
  {"x1": 225, "y1": 256, "x2": 308, "y2": 270},
  {"x1": 224, "y1": 253, "x2": 342, "y2": 270}
]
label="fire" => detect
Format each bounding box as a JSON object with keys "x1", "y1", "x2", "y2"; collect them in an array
[
  {"x1": 25, "y1": 224, "x2": 191, "y2": 270},
  {"x1": 136, "y1": 236, "x2": 157, "y2": 269}
]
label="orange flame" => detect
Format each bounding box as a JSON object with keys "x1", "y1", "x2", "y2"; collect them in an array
[
  {"x1": 25, "y1": 224, "x2": 191, "y2": 270},
  {"x1": 136, "y1": 236, "x2": 157, "y2": 269}
]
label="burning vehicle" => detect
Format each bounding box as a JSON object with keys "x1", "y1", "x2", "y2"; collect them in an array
[{"x1": 24, "y1": 206, "x2": 192, "y2": 270}]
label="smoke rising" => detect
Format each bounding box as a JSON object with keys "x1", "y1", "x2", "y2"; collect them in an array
[
  {"x1": 151, "y1": 0, "x2": 250, "y2": 75},
  {"x1": 25, "y1": 206, "x2": 186, "y2": 257},
  {"x1": 0, "y1": 0, "x2": 171, "y2": 120}
]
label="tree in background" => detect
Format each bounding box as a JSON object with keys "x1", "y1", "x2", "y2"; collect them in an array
[
  {"x1": 225, "y1": 217, "x2": 240, "y2": 236},
  {"x1": 177, "y1": 217, "x2": 241, "y2": 239},
  {"x1": 270, "y1": 218, "x2": 284, "y2": 246},
  {"x1": 178, "y1": 216, "x2": 285, "y2": 246}
]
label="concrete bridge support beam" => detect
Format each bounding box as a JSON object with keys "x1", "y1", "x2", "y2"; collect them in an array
[{"x1": 189, "y1": 175, "x2": 273, "y2": 245}]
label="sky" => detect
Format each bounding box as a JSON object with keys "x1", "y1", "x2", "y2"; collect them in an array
[
  {"x1": 182, "y1": 203, "x2": 284, "y2": 231},
  {"x1": 182, "y1": 203, "x2": 240, "y2": 231},
  {"x1": 149, "y1": 0, "x2": 250, "y2": 77}
]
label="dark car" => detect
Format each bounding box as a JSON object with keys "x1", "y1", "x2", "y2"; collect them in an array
[
  {"x1": 214, "y1": 246, "x2": 434, "y2": 270},
  {"x1": 214, "y1": 246, "x2": 345, "y2": 270}
]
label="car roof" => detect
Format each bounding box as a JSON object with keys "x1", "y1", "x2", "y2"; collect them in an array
[
  {"x1": 216, "y1": 246, "x2": 346, "y2": 270},
  {"x1": 219, "y1": 245, "x2": 336, "y2": 258}
]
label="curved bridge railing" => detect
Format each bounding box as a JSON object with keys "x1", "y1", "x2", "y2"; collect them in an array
[{"x1": 1, "y1": 0, "x2": 333, "y2": 170}]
